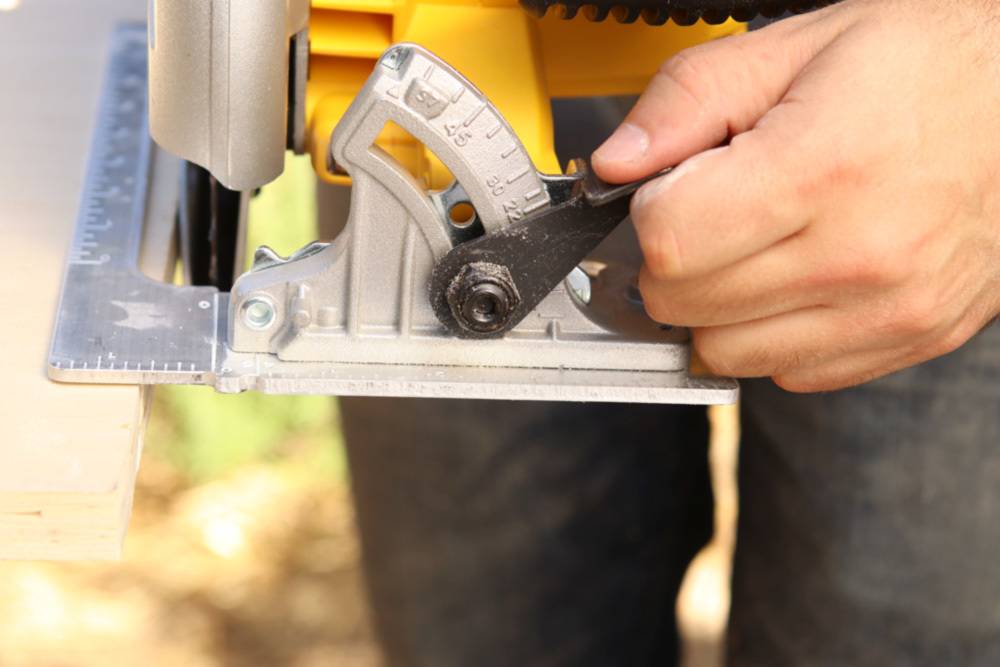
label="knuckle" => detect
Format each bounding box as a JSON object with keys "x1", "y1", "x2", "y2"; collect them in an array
[
  {"x1": 637, "y1": 271, "x2": 694, "y2": 325},
  {"x1": 795, "y1": 152, "x2": 866, "y2": 202},
  {"x1": 693, "y1": 327, "x2": 807, "y2": 377},
  {"x1": 656, "y1": 48, "x2": 715, "y2": 106},
  {"x1": 829, "y1": 225, "x2": 931, "y2": 291},
  {"x1": 852, "y1": 243, "x2": 912, "y2": 288},
  {"x1": 889, "y1": 291, "x2": 942, "y2": 337},
  {"x1": 634, "y1": 216, "x2": 685, "y2": 281},
  {"x1": 693, "y1": 335, "x2": 737, "y2": 377},
  {"x1": 929, "y1": 319, "x2": 976, "y2": 359},
  {"x1": 638, "y1": 289, "x2": 673, "y2": 324},
  {"x1": 632, "y1": 176, "x2": 707, "y2": 281},
  {"x1": 702, "y1": 357, "x2": 737, "y2": 378},
  {"x1": 693, "y1": 331, "x2": 781, "y2": 378}
]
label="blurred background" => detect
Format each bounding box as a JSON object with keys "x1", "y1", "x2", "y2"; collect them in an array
[{"x1": 0, "y1": 159, "x2": 740, "y2": 667}]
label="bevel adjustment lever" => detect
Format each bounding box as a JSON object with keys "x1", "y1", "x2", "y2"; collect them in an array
[{"x1": 430, "y1": 159, "x2": 671, "y2": 338}]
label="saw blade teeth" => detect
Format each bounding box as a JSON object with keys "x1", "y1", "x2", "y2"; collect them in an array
[
  {"x1": 518, "y1": 0, "x2": 549, "y2": 18},
  {"x1": 520, "y1": 0, "x2": 836, "y2": 25},
  {"x1": 583, "y1": 3, "x2": 612, "y2": 21},
  {"x1": 555, "y1": 1, "x2": 582, "y2": 19},
  {"x1": 669, "y1": 7, "x2": 698, "y2": 24},
  {"x1": 611, "y1": 5, "x2": 641, "y2": 22},
  {"x1": 701, "y1": 8, "x2": 732, "y2": 23},
  {"x1": 640, "y1": 7, "x2": 671, "y2": 25}
]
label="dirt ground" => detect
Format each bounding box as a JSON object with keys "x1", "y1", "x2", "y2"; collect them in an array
[{"x1": 0, "y1": 454, "x2": 379, "y2": 666}]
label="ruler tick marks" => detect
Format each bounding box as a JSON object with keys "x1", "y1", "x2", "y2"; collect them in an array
[
  {"x1": 501, "y1": 145, "x2": 517, "y2": 159},
  {"x1": 524, "y1": 188, "x2": 543, "y2": 201},
  {"x1": 523, "y1": 199, "x2": 547, "y2": 215},
  {"x1": 463, "y1": 103, "x2": 486, "y2": 127},
  {"x1": 210, "y1": 294, "x2": 219, "y2": 372},
  {"x1": 423, "y1": 65, "x2": 434, "y2": 80},
  {"x1": 486, "y1": 124, "x2": 502, "y2": 139},
  {"x1": 507, "y1": 167, "x2": 530, "y2": 184},
  {"x1": 451, "y1": 86, "x2": 465, "y2": 103}
]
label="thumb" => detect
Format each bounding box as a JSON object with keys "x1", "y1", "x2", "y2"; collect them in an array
[{"x1": 592, "y1": 8, "x2": 853, "y2": 183}]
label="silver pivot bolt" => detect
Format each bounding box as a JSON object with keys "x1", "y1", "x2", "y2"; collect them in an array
[{"x1": 241, "y1": 297, "x2": 276, "y2": 330}]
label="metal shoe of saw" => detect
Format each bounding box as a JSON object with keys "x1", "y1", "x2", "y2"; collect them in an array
[{"x1": 49, "y1": 30, "x2": 737, "y2": 404}]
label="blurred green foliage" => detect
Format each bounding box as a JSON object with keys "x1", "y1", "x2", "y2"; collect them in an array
[
  {"x1": 146, "y1": 156, "x2": 346, "y2": 484},
  {"x1": 147, "y1": 390, "x2": 344, "y2": 483},
  {"x1": 245, "y1": 154, "x2": 320, "y2": 261}
]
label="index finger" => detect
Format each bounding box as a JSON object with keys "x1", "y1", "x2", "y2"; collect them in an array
[{"x1": 630, "y1": 113, "x2": 813, "y2": 280}]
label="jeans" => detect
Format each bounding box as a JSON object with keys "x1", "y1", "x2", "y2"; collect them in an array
[{"x1": 341, "y1": 321, "x2": 1000, "y2": 666}]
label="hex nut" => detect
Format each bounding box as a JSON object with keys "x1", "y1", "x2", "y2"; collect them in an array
[{"x1": 446, "y1": 262, "x2": 521, "y2": 335}]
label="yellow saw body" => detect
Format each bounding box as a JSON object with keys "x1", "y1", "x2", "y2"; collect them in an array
[{"x1": 307, "y1": 1, "x2": 741, "y2": 186}]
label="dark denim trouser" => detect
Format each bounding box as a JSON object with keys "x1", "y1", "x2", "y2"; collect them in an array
[{"x1": 341, "y1": 320, "x2": 1000, "y2": 666}]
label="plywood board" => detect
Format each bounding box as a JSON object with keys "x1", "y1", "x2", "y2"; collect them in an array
[{"x1": 0, "y1": 0, "x2": 149, "y2": 560}]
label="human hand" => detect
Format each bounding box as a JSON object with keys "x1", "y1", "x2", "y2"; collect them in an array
[{"x1": 592, "y1": 0, "x2": 1000, "y2": 392}]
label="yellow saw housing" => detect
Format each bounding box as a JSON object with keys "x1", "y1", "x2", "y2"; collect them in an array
[{"x1": 306, "y1": 1, "x2": 743, "y2": 188}]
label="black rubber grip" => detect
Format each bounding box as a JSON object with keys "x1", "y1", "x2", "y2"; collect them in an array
[{"x1": 519, "y1": 0, "x2": 838, "y2": 25}]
